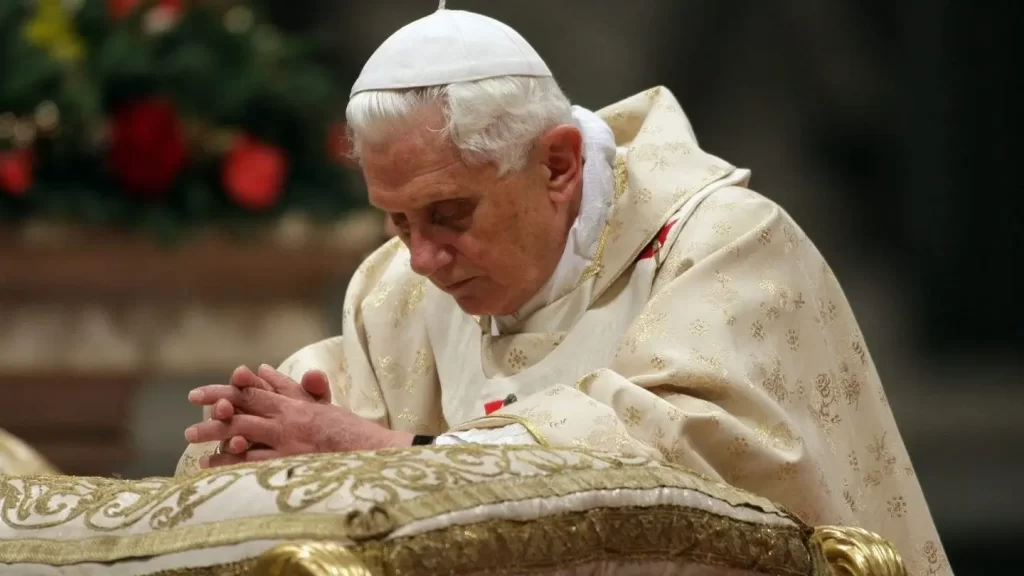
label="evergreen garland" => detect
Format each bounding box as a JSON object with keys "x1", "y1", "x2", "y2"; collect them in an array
[{"x1": 0, "y1": 0, "x2": 361, "y2": 244}]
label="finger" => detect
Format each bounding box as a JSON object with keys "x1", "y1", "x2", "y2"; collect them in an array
[
  {"x1": 189, "y1": 385, "x2": 237, "y2": 406},
  {"x1": 185, "y1": 414, "x2": 280, "y2": 447},
  {"x1": 300, "y1": 370, "x2": 332, "y2": 403},
  {"x1": 256, "y1": 364, "x2": 306, "y2": 399},
  {"x1": 225, "y1": 435, "x2": 249, "y2": 454},
  {"x1": 205, "y1": 449, "x2": 281, "y2": 469},
  {"x1": 212, "y1": 399, "x2": 236, "y2": 421},
  {"x1": 189, "y1": 384, "x2": 281, "y2": 416},
  {"x1": 230, "y1": 365, "x2": 277, "y2": 393}
]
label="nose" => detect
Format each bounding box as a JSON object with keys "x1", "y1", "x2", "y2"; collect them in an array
[{"x1": 408, "y1": 232, "x2": 453, "y2": 277}]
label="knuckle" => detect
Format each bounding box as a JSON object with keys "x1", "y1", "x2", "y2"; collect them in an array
[{"x1": 239, "y1": 385, "x2": 259, "y2": 405}]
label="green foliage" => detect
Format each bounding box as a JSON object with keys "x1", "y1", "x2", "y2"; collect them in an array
[{"x1": 0, "y1": 0, "x2": 362, "y2": 241}]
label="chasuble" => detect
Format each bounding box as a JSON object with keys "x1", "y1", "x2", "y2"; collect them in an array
[{"x1": 177, "y1": 87, "x2": 950, "y2": 576}]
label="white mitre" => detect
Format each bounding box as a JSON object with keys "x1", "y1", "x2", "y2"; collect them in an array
[{"x1": 351, "y1": 1, "x2": 552, "y2": 96}]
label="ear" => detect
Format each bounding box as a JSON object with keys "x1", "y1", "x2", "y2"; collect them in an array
[{"x1": 537, "y1": 124, "x2": 583, "y2": 203}]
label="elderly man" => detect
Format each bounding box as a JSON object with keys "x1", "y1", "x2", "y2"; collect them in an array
[{"x1": 179, "y1": 6, "x2": 949, "y2": 574}]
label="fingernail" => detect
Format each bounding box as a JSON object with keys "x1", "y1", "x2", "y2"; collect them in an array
[
  {"x1": 185, "y1": 427, "x2": 197, "y2": 442},
  {"x1": 188, "y1": 390, "x2": 201, "y2": 402},
  {"x1": 259, "y1": 363, "x2": 272, "y2": 373}
]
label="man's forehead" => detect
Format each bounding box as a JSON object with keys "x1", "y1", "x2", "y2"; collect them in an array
[{"x1": 363, "y1": 146, "x2": 466, "y2": 212}]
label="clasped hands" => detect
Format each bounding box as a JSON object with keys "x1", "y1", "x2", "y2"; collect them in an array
[{"x1": 184, "y1": 365, "x2": 413, "y2": 469}]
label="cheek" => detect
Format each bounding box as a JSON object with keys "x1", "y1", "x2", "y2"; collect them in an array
[{"x1": 451, "y1": 233, "x2": 522, "y2": 277}]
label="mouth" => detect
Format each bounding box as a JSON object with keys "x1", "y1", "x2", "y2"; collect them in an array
[{"x1": 441, "y1": 277, "x2": 475, "y2": 292}]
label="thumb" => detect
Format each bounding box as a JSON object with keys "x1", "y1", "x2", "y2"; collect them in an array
[{"x1": 300, "y1": 370, "x2": 332, "y2": 404}]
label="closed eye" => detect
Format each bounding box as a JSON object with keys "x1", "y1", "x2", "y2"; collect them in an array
[{"x1": 430, "y1": 199, "x2": 475, "y2": 230}]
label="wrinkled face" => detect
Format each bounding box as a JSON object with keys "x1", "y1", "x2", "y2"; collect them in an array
[{"x1": 361, "y1": 105, "x2": 583, "y2": 316}]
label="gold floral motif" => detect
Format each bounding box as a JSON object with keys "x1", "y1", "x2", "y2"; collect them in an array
[
  {"x1": 783, "y1": 223, "x2": 803, "y2": 254},
  {"x1": 390, "y1": 278, "x2": 425, "y2": 327},
  {"x1": 807, "y1": 372, "x2": 842, "y2": 434},
  {"x1": 842, "y1": 478, "x2": 863, "y2": 514},
  {"x1": 712, "y1": 221, "x2": 732, "y2": 236},
  {"x1": 689, "y1": 319, "x2": 709, "y2": 336},
  {"x1": 755, "y1": 422, "x2": 802, "y2": 452},
  {"x1": 728, "y1": 437, "x2": 750, "y2": 457},
  {"x1": 703, "y1": 271, "x2": 739, "y2": 326},
  {"x1": 757, "y1": 225, "x2": 773, "y2": 245},
  {"x1": 629, "y1": 141, "x2": 692, "y2": 165},
  {"x1": 780, "y1": 290, "x2": 807, "y2": 311},
  {"x1": 750, "y1": 320, "x2": 766, "y2": 341},
  {"x1": 912, "y1": 539, "x2": 950, "y2": 576},
  {"x1": 622, "y1": 310, "x2": 667, "y2": 354},
  {"x1": 838, "y1": 362, "x2": 863, "y2": 408},
  {"x1": 369, "y1": 283, "x2": 391, "y2": 308},
  {"x1": 776, "y1": 462, "x2": 799, "y2": 482},
  {"x1": 787, "y1": 329, "x2": 801, "y2": 351},
  {"x1": 507, "y1": 348, "x2": 527, "y2": 372},
  {"x1": 866, "y1": 433, "x2": 900, "y2": 478},
  {"x1": 758, "y1": 356, "x2": 789, "y2": 403},
  {"x1": 622, "y1": 406, "x2": 643, "y2": 427},
  {"x1": 395, "y1": 409, "x2": 424, "y2": 430},
  {"x1": 848, "y1": 451, "x2": 861, "y2": 472},
  {"x1": 519, "y1": 407, "x2": 567, "y2": 429},
  {"x1": 634, "y1": 187, "x2": 652, "y2": 204},
  {"x1": 374, "y1": 349, "x2": 429, "y2": 395},
  {"x1": 650, "y1": 354, "x2": 667, "y2": 371},
  {"x1": 850, "y1": 333, "x2": 868, "y2": 365},
  {"x1": 817, "y1": 299, "x2": 838, "y2": 325},
  {"x1": 887, "y1": 496, "x2": 907, "y2": 519}
]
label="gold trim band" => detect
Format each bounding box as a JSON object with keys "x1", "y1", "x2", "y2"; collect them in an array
[{"x1": 145, "y1": 506, "x2": 821, "y2": 576}]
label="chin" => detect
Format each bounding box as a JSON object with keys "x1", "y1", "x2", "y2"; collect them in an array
[{"x1": 452, "y1": 292, "x2": 515, "y2": 317}]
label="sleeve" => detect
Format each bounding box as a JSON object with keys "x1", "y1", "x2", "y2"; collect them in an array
[
  {"x1": 175, "y1": 240, "x2": 441, "y2": 477},
  {"x1": 449, "y1": 187, "x2": 859, "y2": 524}
]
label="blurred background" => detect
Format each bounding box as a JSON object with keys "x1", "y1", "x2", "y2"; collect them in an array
[{"x1": 0, "y1": 1, "x2": 1020, "y2": 574}]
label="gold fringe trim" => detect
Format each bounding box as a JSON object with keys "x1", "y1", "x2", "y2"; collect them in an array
[{"x1": 142, "y1": 506, "x2": 821, "y2": 576}]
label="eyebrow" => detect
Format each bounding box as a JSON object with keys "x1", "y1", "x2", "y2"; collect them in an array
[{"x1": 371, "y1": 187, "x2": 466, "y2": 212}]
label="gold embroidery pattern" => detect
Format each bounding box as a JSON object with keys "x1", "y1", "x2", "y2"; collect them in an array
[
  {"x1": 912, "y1": 540, "x2": 950, "y2": 576},
  {"x1": 622, "y1": 406, "x2": 643, "y2": 427},
  {"x1": 161, "y1": 506, "x2": 827, "y2": 576},
  {"x1": 357, "y1": 506, "x2": 819, "y2": 576},
  {"x1": 755, "y1": 422, "x2": 802, "y2": 452},
  {"x1": 507, "y1": 348, "x2": 527, "y2": 372},
  {"x1": 0, "y1": 446, "x2": 801, "y2": 566},
  {"x1": 390, "y1": 278, "x2": 425, "y2": 326},
  {"x1": 622, "y1": 310, "x2": 667, "y2": 354}
]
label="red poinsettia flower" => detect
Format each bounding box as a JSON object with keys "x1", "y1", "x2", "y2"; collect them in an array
[
  {"x1": 0, "y1": 149, "x2": 34, "y2": 196},
  {"x1": 108, "y1": 98, "x2": 187, "y2": 197},
  {"x1": 222, "y1": 136, "x2": 288, "y2": 211},
  {"x1": 108, "y1": 0, "x2": 184, "y2": 20}
]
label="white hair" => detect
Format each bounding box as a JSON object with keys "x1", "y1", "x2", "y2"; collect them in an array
[{"x1": 345, "y1": 75, "x2": 573, "y2": 175}]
